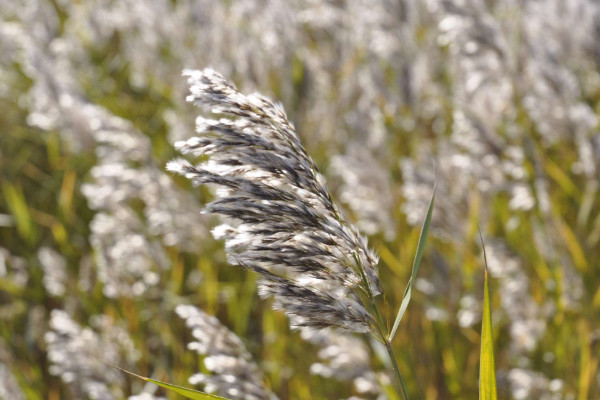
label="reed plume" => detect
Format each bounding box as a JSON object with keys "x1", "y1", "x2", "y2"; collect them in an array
[
  {"x1": 168, "y1": 68, "x2": 382, "y2": 335},
  {"x1": 176, "y1": 305, "x2": 277, "y2": 400}
]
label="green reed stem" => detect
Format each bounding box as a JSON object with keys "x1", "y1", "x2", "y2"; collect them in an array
[
  {"x1": 385, "y1": 336, "x2": 410, "y2": 400},
  {"x1": 372, "y1": 301, "x2": 410, "y2": 400},
  {"x1": 354, "y1": 251, "x2": 410, "y2": 400}
]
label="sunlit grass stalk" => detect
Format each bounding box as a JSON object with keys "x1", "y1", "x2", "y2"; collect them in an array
[
  {"x1": 374, "y1": 301, "x2": 410, "y2": 400},
  {"x1": 356, "y1": 253, "x2": 410, "y2": 400}
]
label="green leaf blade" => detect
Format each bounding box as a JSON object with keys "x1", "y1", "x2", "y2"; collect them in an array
[
  {"x1": 389, "y1": 184, "x2": 435, "y2": 342},
  {"x1": 111, "y1": 365, "x2": 231, "y2": 400},
  {"x1": 479, "y1": 260, "x2": 497, "y2": 400}
]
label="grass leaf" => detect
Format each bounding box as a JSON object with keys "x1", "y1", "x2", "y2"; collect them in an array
[
  {"x1": 110, "y1": 365, "x2": 231, "y2": 400},
  {"x1": 389, "y1": 183, "x2": 435, "y2": 342},
  {"x1": 1, "y1": 180, "x2": 35, "y2": 243},
  {"x1": 479, "y1": 232, "x2": 497, "y2": 400}
]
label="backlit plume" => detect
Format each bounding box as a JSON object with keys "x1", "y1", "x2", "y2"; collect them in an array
[{"x1": 168, "y1": 69, "x2": 381, "y2": 334}]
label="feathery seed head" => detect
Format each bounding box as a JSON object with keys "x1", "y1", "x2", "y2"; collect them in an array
[
  {"x1": 176, "y1": 305, "x2": 277, "y2": 400},
  {"x1": 168, "y1": 68, "x2": 382, "y2": 334}
]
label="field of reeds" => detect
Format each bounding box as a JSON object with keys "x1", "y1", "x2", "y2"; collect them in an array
[{"x1": 1, "y1": 1, "x2": 599, "y2": 399}]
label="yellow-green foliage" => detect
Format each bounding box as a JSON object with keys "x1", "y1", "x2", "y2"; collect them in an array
[
  {"x1": 479, "y1": 268, "x2": 497, "y2": 400},
  {"x1": 1, "y1": 1, "x2": 600, "y2": 399}
]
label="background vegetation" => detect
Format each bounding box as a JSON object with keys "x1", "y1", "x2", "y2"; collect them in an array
[{"x1": 0, "y1": 0, "x2": 599, "y2": 399}]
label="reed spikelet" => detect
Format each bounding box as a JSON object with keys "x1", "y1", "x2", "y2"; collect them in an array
[
  {"x1": 0, "y1": 363, "x2": 25, "y2": 400},
  {"x1": 44, "y1": 310, "x2": 138, "y2": 400},
  {"x1": 176, "y1": 305, "x2": 277, "y2": 400},
  {"x1": 300, "y1": 328, "x2": 383, "y2": 396},
  {"x1": 168, "y1": 69, "x2": 382, "y2": 335}
]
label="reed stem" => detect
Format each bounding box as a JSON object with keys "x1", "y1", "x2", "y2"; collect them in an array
[
  {"x1": 355, "y1": 252, "x2": 410, "y2": 400},
  {"x1": 372, "y1": 301, "x2": 410, "y2": 400},
  {"x1": 385, "y1": 337, "x2": 410, "y2": 400}
]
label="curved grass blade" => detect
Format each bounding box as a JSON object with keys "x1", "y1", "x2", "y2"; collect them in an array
[
  {"x1": 479, "y1": 232, "x2": 497, "y2": 400},
  {"x1": 389, "y1": 183, "x2": 435, "y2": 342},
  {"x1": 110, "y1": 365, "x2": 231, "y2": 400}
]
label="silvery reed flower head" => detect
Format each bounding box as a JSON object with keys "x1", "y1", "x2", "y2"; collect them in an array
[
  {"x1": 44, "y1": 310, "x2": 138, "y2": 400},
  {"x1": 38, "y1": 246, "x2": 67, "y2": 297},
  {"x1": 0, "y1": 363, "x2": 25, "y2": 400},
  {"x1": 168, "y1": 68, "x2": 382, "y2": 335},
  {"x1": 329, "y1": 143, "x2": 396, "y2": 240},
  {"x1": 300, "y1": 328, "x2": 383, "y2": 396},
  {"x1": 176, "y1": 305, "x2": 277, "y2": 400}
]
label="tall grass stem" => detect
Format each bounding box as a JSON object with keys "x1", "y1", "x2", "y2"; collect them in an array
[
  {"x1": 372, "y1": 301, "x2": 410, "y2": 400},
  {"x1": 385, "y1": 338, "x2": 410, "y2": 400}
]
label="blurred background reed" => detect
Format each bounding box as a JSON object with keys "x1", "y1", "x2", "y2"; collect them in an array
[{"x1": 0, "y1": 0, "x2": 599, "y2": 399}]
